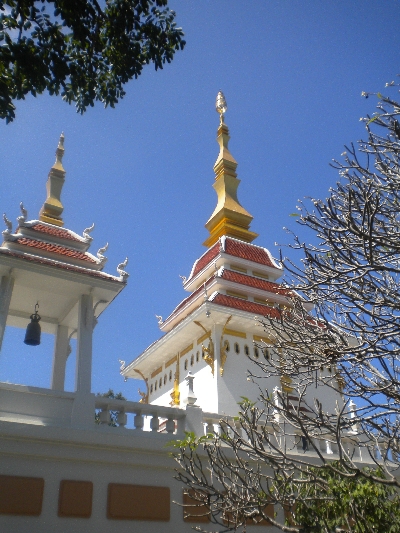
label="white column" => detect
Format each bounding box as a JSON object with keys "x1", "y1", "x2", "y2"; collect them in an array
[
  {"x1": 75, "y1": 293, "x2": 94, "y2": 393},
  {"x1": 0, "y1": 274, "x2": 14, "y2": 352},
  {"x1": 51, "y1": 325, "x2": 69, "y2": 390},
  {"x1": 212, "y1": 323, "x2": 223, "y2": 377}
]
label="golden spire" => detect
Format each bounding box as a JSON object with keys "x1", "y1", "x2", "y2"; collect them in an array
[
  {"x1": 39, "y1": 133, "x2": 66, "y2": 227},
  {"x1": 203, "y1": 92, "x2": 258, "y2": 247}
]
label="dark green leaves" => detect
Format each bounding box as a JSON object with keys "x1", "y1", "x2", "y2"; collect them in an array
[{"x1": 0, "y1": 0, "x2": 185, "y2": 122}]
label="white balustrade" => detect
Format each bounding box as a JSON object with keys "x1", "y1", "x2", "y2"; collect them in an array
[{"x1": 94, "y1": 396, "x2": 186, "y2": 436}]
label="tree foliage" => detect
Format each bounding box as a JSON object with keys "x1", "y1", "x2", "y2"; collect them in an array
[
  {"x1": 0, "y1": 0, "x2": 185, "y2": 122},
  {"x1": 172, "y1": 80, "x2": 400, "y2": 532},
  {"x1": 295, "y1": 463, "x2": 400, "y2": 533}
]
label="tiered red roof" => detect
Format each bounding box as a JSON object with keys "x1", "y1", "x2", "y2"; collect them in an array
[
  {"x1": 15, "y1": 238, "x2": 95, "y2": 262},
  {"x1": 0, "y1": 248, "x2": 120, "y2": 281},
  {"x1": 188, "y1": 237, "x2": 280, "y2": 282},
  {"x1": 224, "y1": 238, "x2": 275, "y2": 268},
  {"x1": 221, "y1": 269, "x2": 290, "y2": 294},
  {"x1": 211, "y1": 293, "x2": 281, "y2": 318},
  {"x1": 191, "y1": 241, "x2": 220, "y2": 278},
  {"x1": 167, "y1": 277, "x2": 215, "y2": 318},
  {"x1": 29, "y1": 223, "x2": 82, "y2": 242}
]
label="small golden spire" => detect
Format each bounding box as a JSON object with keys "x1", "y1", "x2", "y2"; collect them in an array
[
  {"x1": 39, "y1": 133, "x2": 66, "y2": 227},
  {"x1": 203, "y1": 93, "x2": 258, "y2": 247}
]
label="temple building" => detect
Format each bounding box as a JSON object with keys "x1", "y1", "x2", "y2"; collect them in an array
[
  {"x1": 0, "y1": 95, "x2": 348, "y2": 532},
  {"x1": 121, "y1": 93, "x2": 340, "y2": 419},
  {"x1": 0, "y1": 133, "x2": 128, "y2": 401}
]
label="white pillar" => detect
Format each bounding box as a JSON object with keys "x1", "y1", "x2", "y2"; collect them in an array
[
  {"x1": 0, "y1": 274, "x2": 14, "y2": 352},
  {"x1": 75, "y1": 294, "x2": 94, "y2": 393},
  {"x1": 185, "y1": 404, "x2": 204, "y2": 436},
  {"x1": 212, "y1": 323, "x2": 223, "y2": 376},
  {"x1": 51, "y1": 325, "x2": 69, "y2": 390}
]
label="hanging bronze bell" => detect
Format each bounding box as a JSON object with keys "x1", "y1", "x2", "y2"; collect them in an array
[{"x1": 24, "y1": 303, "x2": 41, "y2": 346}]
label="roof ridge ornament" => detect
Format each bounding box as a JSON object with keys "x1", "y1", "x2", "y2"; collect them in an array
[
  {"x1": 97, "y1": 242, "x2": 108, "y2": 265},
  {"x1": 2, "y1": 213, "x2": 12, "y2": 236},
  {"x1": 117, "y1": 257, "x2": 129, "y2": 282},
  {"x1": 39, "y1": 133, "x2": 66, "y2": 227},
  {"x1": 17, "y1": 202, "x2": 28, "y2": 225},
  {"x1": 83, "y1": 223, "x2": 95, "y2": 242}
]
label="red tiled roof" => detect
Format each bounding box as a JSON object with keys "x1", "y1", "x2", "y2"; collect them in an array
[
  {"x1": 191, "y1": 241, "x2": 220, "y2": 278},
  {"x1": 211, "y1": 293, "x2": 281, "y2": 318},
  {"x1": 0, "y1": 248, "x2": 122, "y2": 282},
  {"x1": 224, "y1": 238, "x2": 276, "y2": 268},
  {"x1": 30, "y1": 224, "x2": 81, "y2": 242},
  {"x1": 221, "y1": 269, "x2": 290, "y2": 295},
  {"x1": 189, "y1": 238, "x2": 280, "y2": 282},
  {"x1": 15, "y1": 238, "x2": 95, "y2": 263},
  {"x1": 165, "y1": 277, "x2": 215, "y2": 321}
]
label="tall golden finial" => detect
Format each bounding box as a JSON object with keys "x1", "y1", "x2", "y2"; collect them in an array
[
  {"x1": 39, "y1": 133, "x2": 66, "y2": 227},
  {"x1": 203, "y1": 93, "x2": 258, "y2": 247}
]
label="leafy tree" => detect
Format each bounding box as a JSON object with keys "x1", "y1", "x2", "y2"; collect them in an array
[
  {"x1": 172, "y1": 80, "x2": 400, "y2": 532},
  {"x1": 0, "y1": 0, "x2": 185, "y2": 122},
  {"x1": 294, "y1": 463, "x2": 400, "y2": 533}
]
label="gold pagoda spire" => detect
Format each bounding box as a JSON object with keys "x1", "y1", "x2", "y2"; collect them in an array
[
  {"x1": 39, "y1": 133, "x2": 66, "y2": 227},
  {"x1": 203, "y1": 92, "x2": 258, "y2": 247}
]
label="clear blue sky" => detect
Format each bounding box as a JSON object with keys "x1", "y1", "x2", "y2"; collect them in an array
[{"x1": 0, "y1": 1, "x2": 399, "y2": 401}]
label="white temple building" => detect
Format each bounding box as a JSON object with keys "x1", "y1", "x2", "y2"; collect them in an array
[
  {"x1": 0, "y1": 95, "x2": 351, "y2": 532},
  {"x1": 122, "y1": 92, "x2": 341, "y2": 422}
]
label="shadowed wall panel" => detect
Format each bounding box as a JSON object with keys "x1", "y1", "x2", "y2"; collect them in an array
[
  {"x1": 58, "y1": 480, "x2": 93, "y2": 518},
  {"x1": 0, "y1": 475, "x2": 44, "y2": 515},
  {"x1": 107, "y1": 483, "x2": 170, "y2": 521}
]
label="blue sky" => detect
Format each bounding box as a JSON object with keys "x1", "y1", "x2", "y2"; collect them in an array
[{"x1": 0, "y1": 1, "x2": 399, "y2": 400}]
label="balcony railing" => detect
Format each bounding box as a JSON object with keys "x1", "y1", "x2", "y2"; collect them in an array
[{"x1": 95, "y1": 396, "x2": 186, "y2": 436}]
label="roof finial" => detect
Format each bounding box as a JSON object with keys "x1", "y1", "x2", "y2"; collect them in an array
[
  {"x1": 216, "y1": 91, "x2": 227, "y2": 124},
  {"x1": 39, "y1": 133, "x2": 66, "y2": 227},
  {"x1": 203, "y1": 93, "x2": 258, "y2": 248}
]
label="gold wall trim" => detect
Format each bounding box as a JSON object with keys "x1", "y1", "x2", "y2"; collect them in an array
[
  {"x1": 181, "y1": 343, "x2": 193, "y2": 357},
  {"x1": 253, "y1": 335, "x2": 273, "y2": 344},
  {"x1": 254, "y1": 297, "x2": 275, "y2": 306},
  {"x1": 252, "y1": 270, "x2": 269, "y2": 280},
  {"x1": 197, "y1": 332, "x2": 210, "y2": 345},
  {"x1": 226, "y1": 290, "x2": 248, "y2": 300},
  {"x1": 151, "y1": 366, "x2": 162, "y2": 379},
  {"x1": 165, "y1": 356, "x2": 177, "y2": 368},
  {"x1": 224, "y1": 328, "x2": 247, "y2": 339},
  {"x1": 230, "y1": 264, "x2": 247, "y2": 273}
]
